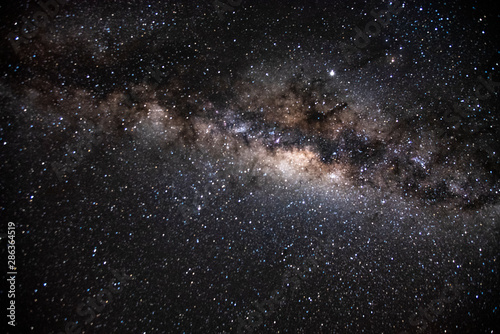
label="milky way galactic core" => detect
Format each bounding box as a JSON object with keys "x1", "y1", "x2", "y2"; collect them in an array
[{"x1": 1, "y1": 1, "x2": 499, "y2": 333}]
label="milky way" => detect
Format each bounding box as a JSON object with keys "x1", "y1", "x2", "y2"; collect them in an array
[{"x1": 1, "y1": 1, "x2": 499, "y2": 333}]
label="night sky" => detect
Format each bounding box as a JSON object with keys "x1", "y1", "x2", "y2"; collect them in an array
[{"x1": 1, "y1": 0, "x2": 499, "y2": 333}]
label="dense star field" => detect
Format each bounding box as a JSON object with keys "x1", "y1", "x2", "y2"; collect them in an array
[{"x1": 1, "y1": 0, "x2": 499, "y2": 333}]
